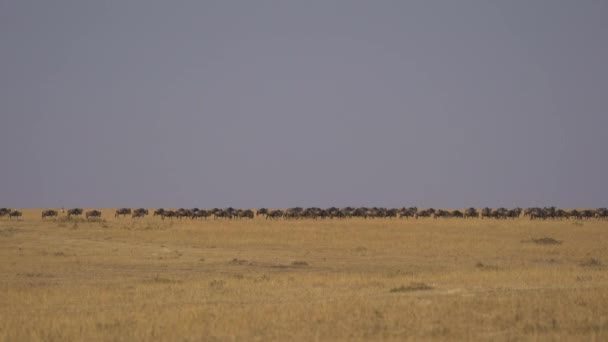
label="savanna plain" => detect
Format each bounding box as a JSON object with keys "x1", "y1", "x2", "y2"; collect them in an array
[{"x1": 1, "y1": 209, "x2": 608, "y2": 341}]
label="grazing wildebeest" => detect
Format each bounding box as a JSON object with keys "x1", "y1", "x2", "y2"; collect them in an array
[
  {"x1": 240, "y1": 209, "x2": 254, "y2": 219},
  {"x1": 509, "y1": 207, "x2": 523, "y2": 219},
  {"x1": 160, "y1": 210, "x2": 176, "y2": 220},
  {"x1": 480, "y1": 207, "x2": 492, "y2": 219},
  {"x1": 86, "y1": 210, "x2": 102, "y2": 220},
  {"x1": 463, "y1": 207, "x2": 478, "y2": 219},
  {"x1": 267, "y1": 210, "x2": 283, "y2": 220},
  {"x1": 256, "y1": 208, "x2": 269, "y2": 218},
  {"x1": 595, "y1": 208, "x2": 608, "y2": 220},
  {"x1": 132, "y1": 208, "x2": 148, "y2": 218},
  {"x1": 433, "y1": 209, "x2": 451, "y2": 218},
  {"x1": 175, "y1": 208, "x2": 189, "y2": 219},
  {"x1": 581, "y1": 209, "x2": 596, "y2": 220},
  {"x1": 153, "y1": 208, "x2": 165, "y2": 217},
  {"x1": 192, "y1": 209, "x2": 210, "y2": 220},
  {"x1": 9, "y1": 210, "x2": 22, "y2": 220},
  {"x1": 399, "y1": 207, "x2": 418, "y2": 219},
  {"x1": 115, "y1": 208, "x2": 132, "y2": 218},
  {"x1": 451, "y1": 210, "x2": 464, "y2": 218},
  {"x1": 67, "y1": 208, "x2": 84, "y2": 218},
  {"x1": 42, "y1": 210, "x2": 58, "y2": 220},
  {"x1": 0, "y1": 208, "x2": 10, "y2": 219}
]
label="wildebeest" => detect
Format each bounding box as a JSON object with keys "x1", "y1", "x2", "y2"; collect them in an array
[
  {"x1": 399, "y1": 207, "x2": 418, "y2": 219},
  {"x1": 0, "y1": 208, "x2": 10, "y2": 219},
  {"x1": 115, "y1": 208, "x2": 132, "y2": 218},
  {"x1": 192, "y1": 209, "x2": 210, "y2": 220},
  {"x1": 67, "y1": 208, "x2": 84, "y2": 218},
  {"x1": 42, "y1": 210, "x2": 58, "y2": 220},
  {"x1": 9, "y1": 210, "x2": 22, "y2": 220},
  {"x1": 596, "y1": 208, "x2": 608, "y2": 220},
  {"x1": 256, "y1": 208, "x2": 269, "y2": 218},
  {"x1": 480, "y1": 207, "x2": 492, "y2": 219},
  {"x1": 451, "y1": 210, "x2": 464, "y2": 218},
  {"x1": 239, "y1": 209, "x2": 254, "y2": 219},
  {"x1": 86, "y1": 210, "x2": 102, "y2": 220},
  {"x1": 266, "y1": 210, "x2": 283, "y2": 219},
  {"x1": 463, "y1": 207, "x2": 478, "y2": 219},
  {"x1": 160, "y1": 210, "x2": 176, "y2": 220},
  {"x1": 132, "y1": 208, "x2": 148, "y2": 218}
]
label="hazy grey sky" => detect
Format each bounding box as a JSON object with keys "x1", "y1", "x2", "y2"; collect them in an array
[{"x1": 1, "y1": 1, "x2": 607, "y2": 208}]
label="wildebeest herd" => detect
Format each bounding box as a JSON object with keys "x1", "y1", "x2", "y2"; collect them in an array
[{"x1": 2, "y1": 206, "x2": 608, "y2": 221}]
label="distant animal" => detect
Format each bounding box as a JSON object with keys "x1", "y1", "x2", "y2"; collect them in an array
[
  {"x1": 132, "y1": 208, "x2": 148, "y2": 218},
  {"x1": 266, "y1": 210, "x2": 283, "y2": 220},
  {"x1": 9, "y1": 210, "x2": 22, "y2": 220},
  {"x1": 41, "y1": 210, "x2": 58, "y2": 220},
  {"x1": 86, "y1": 210, "x2": 102, "y2": 220},
  {"x1": 463, "y1": 207, "x2": 478, "y2": 219},
  {"x1": 67, "y1": 208, "x2": 83, "y2": 218},
  {"x1": 115, "y1": 208, "x2": 132, "y2": 218},
  {"x1": 162, "y1": 210, "x2": 177, "y2": 220},
  {"x1": 0, "y1": 208, "x2": 10, "y2": 219},
  {"x1": 192, "y1": 210, "x2": 210, "y2": 220},
  {"x1": 256, "y1": 208, "x2": 269, "y2": 218}
]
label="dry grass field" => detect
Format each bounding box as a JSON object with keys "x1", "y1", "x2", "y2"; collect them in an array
[{"x1": 1, "y1": 209, "x2": 608, "y2": 341}]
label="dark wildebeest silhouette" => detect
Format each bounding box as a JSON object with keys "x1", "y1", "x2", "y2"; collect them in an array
[
  {"x1": 132, "y1": 208, "x2": 149, "y2": 218},
  {"x1": 86, "y1": 210, "x2": 102, "y2": 220},
  {"x1": 399, "y1": 207, "x2": 418, "y2": 219},
  {"x1": 160, "y1": 210, "x2": 176, "y2": 220},
  {"x1": 0, "y1": 208, "x2": 10, "y2": 219},
  {"x1": 42, "y1": 210, "x2": 58, "y2": 220},
  {"x1": 9, "y1": 210, "x2": 22, "y2": 220},
  {"x1": 256, "y1": 208, "x2": 269, "y2": 218},
  {"x1": 67, "y1": 208, "x2": 84, "y2": 218},
  {"x1": 451, "y1": 210, "x2": 464, "y2": 218},
  {"x1": 463, "y1": 207, "x2": 478, "y2": 219},
  {"x1": 192, "y1": 210, "x2": 210, "y2": 220},
  {"x1": 595, "y1": 208, "x2": 608, "y2": 220},
  {"x1": 115, "y1": 208, "x2": 131, "y2": 218},
  {"x1": 238, "y1": 209, "x2": 254, "y2": 219},
  {"x1": 480, "y1": 207, "x2": 492, "y2": 219},
  {"x1": 267, "y1": 210, "x2": 283, "y2": 220}
]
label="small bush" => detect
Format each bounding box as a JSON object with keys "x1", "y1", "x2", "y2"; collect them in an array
[{"x1": 390, "y1": 282, "x2": 434, "y2": 293}]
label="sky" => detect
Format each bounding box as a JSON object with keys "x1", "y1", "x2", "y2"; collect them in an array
[{"x1": 1, "y1": 1, "x2": 607, "y2": 209}]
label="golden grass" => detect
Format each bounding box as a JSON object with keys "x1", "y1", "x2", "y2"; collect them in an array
[{"x1": 1, "y1": 209, "x2": 608, "y2": 341}]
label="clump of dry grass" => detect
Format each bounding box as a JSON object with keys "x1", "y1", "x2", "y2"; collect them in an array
[
  {"x1": 209, "y1": 279, "x2": 225, "y2": 289},
  {"x1": 522, "y1": 237, "x2": 562, "y2": 245},
  {"x1": 229, "y1": 258, "x2": 250, "y2": 265},
  {"x1": 390, "y1": 282, "x2": 434, "y2": 292},
  {"x1": 149, "y1": 274, "x2": 181, "y2": 284},
  {"x1": 291, "y1": 261, "x2": 309, "y2": 267},
  {"x1": 579, "y1": 257, "x2": 602, "y2": 268},
  {"x1": 533, "y1": 237, "x2": 562, "y2": 245},
  {"x1": 475, "y1": 262, "x2": 499, "y2": 271}
]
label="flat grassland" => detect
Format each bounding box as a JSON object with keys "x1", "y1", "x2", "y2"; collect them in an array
[{"x1": 1, "y1": 209, "x2": 608, "y2": 341}]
